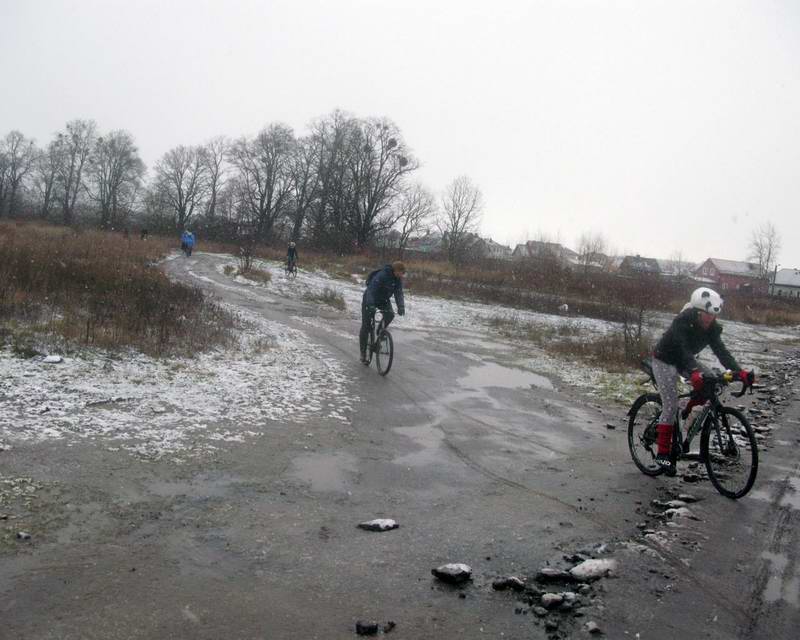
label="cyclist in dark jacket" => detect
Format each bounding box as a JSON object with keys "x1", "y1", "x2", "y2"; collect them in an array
[
  {"x1": 360, "y1": 261, "x2": 406, "y2": 363},
  {"x1": 650, "y1": 287, "x2": 752, "y2": 473}
]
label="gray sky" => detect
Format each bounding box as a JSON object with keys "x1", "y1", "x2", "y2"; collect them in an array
[{"x1": 2, "y1": 0, "x2": 798, "y2": 267}]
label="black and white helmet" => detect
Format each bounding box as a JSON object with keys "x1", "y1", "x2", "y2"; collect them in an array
[{"x1": 690, "y1": 287, "x2": 723, "y2": 315}]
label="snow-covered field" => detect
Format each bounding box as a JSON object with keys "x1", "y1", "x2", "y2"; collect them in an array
[
  {"x1": 2, "y1": 252, "x2": 796, "y2": 459},
  {"x1": 0, "y1": 304, "x2": 357, "y2": 460}
]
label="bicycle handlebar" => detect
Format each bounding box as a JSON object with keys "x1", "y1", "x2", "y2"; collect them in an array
[{"x1": 698, "y1": 370, "x2": 754, "y2": 399}]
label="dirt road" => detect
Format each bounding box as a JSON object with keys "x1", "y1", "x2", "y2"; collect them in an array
[{"x1": 1, "y1": 252, "x2": 798, "y2": 639}]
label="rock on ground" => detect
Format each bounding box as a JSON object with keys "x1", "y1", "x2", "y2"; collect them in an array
[
  {"x1": 569, "y1": 558, "x2": 617, "y2": 580},
  {"x1": 357, "y1": 519, "x2": 399, "y2": 532},
  {"x1": 431, "y1": 563, "x2": 472, "y2": 584}
]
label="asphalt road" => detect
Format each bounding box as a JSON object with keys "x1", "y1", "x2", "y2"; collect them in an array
[{"x1": 1, "y1": 252, "x2": 798, "y2": 639}]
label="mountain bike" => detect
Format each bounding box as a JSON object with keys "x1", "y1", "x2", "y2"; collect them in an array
[
  {"x1": 363, "y1": 309, "x2": 393, "y2": 376},
  {"x1": 285, "y1": 260, "x2": 297, "y2": 279},
  {"x1": 627, "y1": 361, "x2": 757, "y2": 499}
]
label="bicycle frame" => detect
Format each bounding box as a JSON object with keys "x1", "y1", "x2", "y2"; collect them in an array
[{"x1": 369, "y1": 310, "x2": 387, "y2": 353}]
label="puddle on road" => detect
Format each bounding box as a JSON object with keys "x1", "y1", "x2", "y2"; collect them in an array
[
  {"x1": 289, "y1": 451, "x2": 358, "y2": 492},
  {"x1": 459, "y1": 361, "x2": 553, "y2": 391},
  {"x1": 391, "y1": 425, "x2": 445, "y2": 467},
  {"x1": 146, "y1": 475, "x2": 238, "y2": 499},
  {"x1": 761, "y1": 551, "x2": 800, "y2": 606}
]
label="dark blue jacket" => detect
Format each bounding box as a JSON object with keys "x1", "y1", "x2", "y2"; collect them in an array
[{"x1": 364, "y1": 265, "x2": 404, "y2": 313}]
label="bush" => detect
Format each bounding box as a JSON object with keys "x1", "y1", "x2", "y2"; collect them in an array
[
  {"x1": 304, "y1": 287, "x2": 346, "y2": 311},
  {"x1": 0, "y1": 221, "x2": 234, "y2": 356},
  {"x1": 236, "y1": 267, "x2": 272, "y2": 285}
]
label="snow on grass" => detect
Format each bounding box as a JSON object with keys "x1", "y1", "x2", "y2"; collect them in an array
[{"x1": 0, "y1": 304, "x2": 358, "y2": 461}]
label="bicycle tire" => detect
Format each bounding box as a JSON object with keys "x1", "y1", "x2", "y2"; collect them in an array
[
  {"x1": 375, "y1": 329, "x2": 393, "y2": 376},
  {"x1": 627, "y1": 393, "x2": 665, "y2": 477},
  {"x1": 701, "y1": 407, "x2": 758, "y2": 499}
]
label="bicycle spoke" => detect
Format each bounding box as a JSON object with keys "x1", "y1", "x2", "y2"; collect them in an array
[{"x1": 703, "y1": 408, "x2": 758, "y2": 499}]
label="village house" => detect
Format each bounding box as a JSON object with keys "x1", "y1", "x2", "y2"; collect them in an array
[
  {"x1": 693, "y1": 258, "x2": 767, "y2": 293},
  {"x1": 619, "y1": 255, "x2": 661, "y2": 275},
  {"x1": 770, "y1": 268, "x2": 800, "y2": 299},
  {"x1": 512, "y1": 240, "x2": 579, "y2": 265}
]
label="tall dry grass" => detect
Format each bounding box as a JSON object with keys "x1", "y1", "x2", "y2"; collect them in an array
[{"x1": 0, "y1": 221, "x2": 234, "y2": 356}]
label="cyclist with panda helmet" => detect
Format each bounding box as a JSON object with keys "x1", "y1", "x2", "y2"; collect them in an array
[{"x1": 650, "y1": 287, "x2": 754, "y2": 473}]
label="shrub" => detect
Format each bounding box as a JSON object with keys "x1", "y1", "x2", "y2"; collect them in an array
[
  {"x1": 304, "y1": 287, "x2": 346, "y2": 311},
  {"x1": 0, "y1": 221, "x2": 234, "y2": 356},
  {"x1": 237, "y1": 267, "x2": 271, "y2": 285}
]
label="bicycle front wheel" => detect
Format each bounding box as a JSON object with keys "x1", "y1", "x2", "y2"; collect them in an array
[
  {"x1": 701, "y1": 407, "x2": 758, "y2": 499},
  {"x1": 375, "y1": 330, "x2": 394, "y2": 376},
  {"x1": 627, "y1": 393, "x2": 664, "y2": 477}
]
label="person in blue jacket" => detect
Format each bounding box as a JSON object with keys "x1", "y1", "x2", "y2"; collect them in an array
[
  {"x1": 360, "y1": 261, "x2": 406, "y2": 363},
  {"x1": 181, "y1": 229, "x2": 195, "y2": 256}
]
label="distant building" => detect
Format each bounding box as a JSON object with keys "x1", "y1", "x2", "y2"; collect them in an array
[
  {"x1": 657, "y1": 259, "x2": 696, "y2": 279},
  {"x1": 771, "y1": 268, "x2": 800, "y2": 299},
  {"x1": 693, "y1": 258, "x2": 767, "y2": 293},
  {"x1": 512, "y1": 240, "x2": 579, "y2": 265},
  {"x1": 620, "y1": 255, "x2": 661, "y2": 275},
  {"x1": 405, "y1": 232, "x2": 443, "y2": 254},
  {"x1": 479, "y1": 238, "x2": 513, "y2": 260}
]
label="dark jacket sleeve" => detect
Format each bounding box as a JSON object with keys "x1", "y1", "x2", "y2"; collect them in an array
[
  {"x1": 394, "y1": 279, "x2": 405, "y2": 313},
  {"x1": 708, "y1": 325, "x2": 740, "y2": 371}
]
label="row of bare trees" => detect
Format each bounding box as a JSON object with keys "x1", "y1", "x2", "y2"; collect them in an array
[
  {"x1": 1, "y1": 111, "x2": 487, "y2": 261},
  {"x1": 0, "y1": 122, "x2": 146, "y2": 229}
]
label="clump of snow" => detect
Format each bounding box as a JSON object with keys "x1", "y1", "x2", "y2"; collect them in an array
[
  {"x1": 569, "y1": 558, "x2": 617, "y2": 580},
  {"x1": 357, "y1": 519, "x2": 399, "y2": 531}
]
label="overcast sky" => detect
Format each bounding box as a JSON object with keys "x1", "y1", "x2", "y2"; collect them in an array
[{"x1": 1, "y1": 0, "x2": 798, "y2": 266}]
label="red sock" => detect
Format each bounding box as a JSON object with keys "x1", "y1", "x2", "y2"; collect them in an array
[{"x1": 656, "y1": 423, "x2": 673, "y2": 455}]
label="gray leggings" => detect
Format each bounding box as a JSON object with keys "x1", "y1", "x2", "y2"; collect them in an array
[{"x1": 652, "y1": 358, "x2": 680, "y2": 425}]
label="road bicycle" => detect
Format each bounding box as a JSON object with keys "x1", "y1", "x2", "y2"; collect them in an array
[
  {"x1": 285, "y1": 260, "x2": 297, "y2": 279},
  {"x1": 363, "y1": 309, "x2": 394, "y2": 376},
  {"x1": 628, "y1": 361, "x2": 757, "y2": 499}
]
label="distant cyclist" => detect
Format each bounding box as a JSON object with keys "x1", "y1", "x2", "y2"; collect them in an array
[
  {"x1": 650, "y1": 287, "x2": 753, "y2": 473},
  {"x1": 287, "y1": 241, "x2": 298, "y2": 271},
  {"x1": 360, "y1": 261, "x2": 406, "y2": 364},
  {"x1": 181, "y1": 229, "x2": 195, "y2": 256}
]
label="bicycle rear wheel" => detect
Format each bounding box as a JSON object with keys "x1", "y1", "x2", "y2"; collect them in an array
[
  {"x1": 627, "y1": 393, "x2": 664, "y2": 476},
  {"x1": 375, "y1": 329, "x2": 393, "y2": 376},
  {"x1": 701, "y1": 407, "x2": 758, "y2": 499}
]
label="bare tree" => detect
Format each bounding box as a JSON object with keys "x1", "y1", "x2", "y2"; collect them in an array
[
  {"x1": 228, "y1": 124, "x2": 295, "y2": 241},
  {"x1": 287, "y1": 135, "x2": 320, "y2": 241},
  {"x1": 576, "y1": 231, "x2": 607, "y2": 274},
  {"x1": 153, "y1": 145, "x2": 209, "y2": 229},
  {"x1": 346, "y1": 118, "x2": 418, "y2": 249},
  {"x1": 394, "y1": 182, "x2": 436, "y2": 258},
  {"x1": 202, "y1": 136, "x2": 228, "y2": 219},
  {"x1": 31, "y1": 141, "x2": 61, "y2": 219},
  {"x1": 0, "y1": 131, "x2": 37, "y2": 217},
  {"x1": 748, "y1": 222, "x2": 781, "y2": 278},
  {"x1": 666, "y1": 249, "x2": 692, "y2": 279},
  {"x1": 53, "y1": 119, "x2": 97, "y2": 225},
  {"x1": 87, "y1": 130, "x2": 145, "y2": 229},
  {"x1": 438, "y1": 175, "x2": 483, "y2": 263}
]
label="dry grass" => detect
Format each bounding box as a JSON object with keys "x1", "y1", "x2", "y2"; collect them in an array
[
  {"x1": 0, "y1": 221, "x2": 235, "y2": 356},
  {"x1": 488, "y1": 314, "x2": 652, "y2": 372},
  {"x1": 236, "y1": 266, "x2": 272, "y2": 285},
  {"x1": 304, "y1": 287, "x2": 346, "y2": 311}
]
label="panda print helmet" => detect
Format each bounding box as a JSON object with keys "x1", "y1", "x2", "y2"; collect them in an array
[{"x1": 690, "y1": 287, "x2": 723, "y2": 315}]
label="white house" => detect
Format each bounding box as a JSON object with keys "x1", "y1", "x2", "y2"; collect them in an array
[{"x1": 771, "y1": 268, "x2": 800, "y2": 299}]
